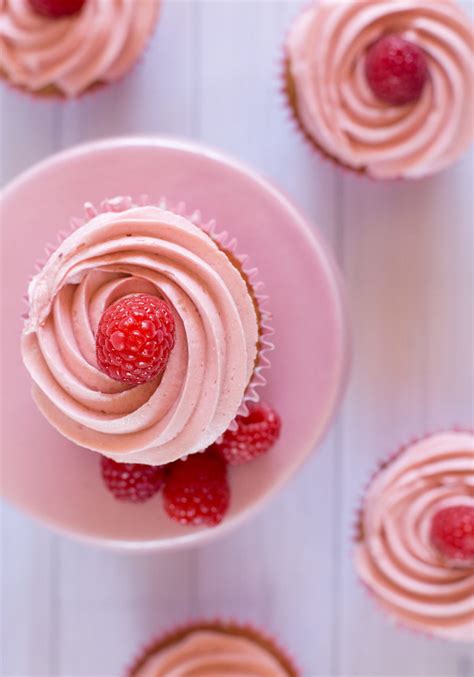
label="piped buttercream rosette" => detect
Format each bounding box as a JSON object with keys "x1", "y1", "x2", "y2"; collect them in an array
[
  {"x1": 0, "y1": 0, "x2": 160, "y2": 97},
  {"x1": 284, "y1": 0, "x2": 474, "y2": 179},
  {"x1": 21, "y1": 197, "x2": 273, "y2": 466},
  {"x1": 354, "y1": 431, "x2": 474, "y2": 642}
]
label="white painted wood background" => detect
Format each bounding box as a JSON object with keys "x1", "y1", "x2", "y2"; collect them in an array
[{"x1": 1, "y1": 1, "x2": 473, "y2": 675}]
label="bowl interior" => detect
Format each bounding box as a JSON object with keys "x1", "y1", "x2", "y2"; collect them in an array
[{"x1": 0, "y1": 137, "x2": 348, "y2": 549}]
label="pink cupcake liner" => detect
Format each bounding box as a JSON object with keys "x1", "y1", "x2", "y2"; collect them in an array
[
  {"x1": 126, "y1": 618, "x2": 300, "y2": 677},
  {"x1": 353, "y1": 427, "x2": 474, "y2": 641},
  {"x1": 26, "y1": 195, "x2": 274, "y2": 429},
  {"x1": 197, "y1": 211, "x2": 274, "y2": 428}
]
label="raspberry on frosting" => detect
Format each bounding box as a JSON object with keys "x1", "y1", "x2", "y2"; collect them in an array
[
  {"x1": 28, "y1": 0, "x2": 86, "y2": 18},
  {"x1": 431, "y1": 505, "x2": 474, "y2": 567},
  {"x1": 365, "y1": 35, "x2": 428, "y2": 106},
  {"x1": 96, "y1": 294, "x2": 176, "y2": 386}
]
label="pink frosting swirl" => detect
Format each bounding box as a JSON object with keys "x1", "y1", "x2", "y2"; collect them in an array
[
  {"x1": 133, "y1": 630, "x2": 289, "y2": 677},
  {"x1": 0, "y1": 0, "x2": 159, "y2": 96},
  {"x1": 21, "y1": 201, "x2": 259, "y2": 466},
  {"x1": 355, "y1": 432, "x2": 474, "y2": 641},
  {"x1": 286, "y1": 0, "x2": 474, "y2": 178}
]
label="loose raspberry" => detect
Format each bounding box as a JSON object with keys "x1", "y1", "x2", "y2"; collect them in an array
[
  {"x1": 430, "y1": 505, "x2": 474, "y2": 567},
  {"x1": 163, "y1": 450, "x2": 230, "y2": 527},
  {"x1": 101, "y1": 457, "x2": 165, "y2": 504},
  {"x1": 214, "y1": 403, "x2": 281, "y2": 466},
  {"x1": 28, "y1": 0, "x2": 86, "y2": 18},
  {"x1": 96, "y1": 294, "x2": 175, "y2": 386},
  {"x1": 365, "y1": 35, "x2": 428, "y2": 106}
]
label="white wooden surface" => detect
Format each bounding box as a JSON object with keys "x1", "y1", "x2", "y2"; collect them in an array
[{"x1": 1, "y1": 2, "x2": 473, "y2": 675}]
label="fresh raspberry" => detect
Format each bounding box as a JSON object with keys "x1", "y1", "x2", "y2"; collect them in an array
[
  {"x1": 163, "y1": 450, "x2": 230, "y2": 527},
  {"x1": 214, "y1": 403, "x2": 281, "y2": 466},
  {"x1": 430, "y1": 506, "x2": 474, "y2": 567},
  {"x1": 365, "y1": 35, "x2": 428, "y2": 106},
  {"x1": 101, "y1": 457, "x2": 165, "y2": 504},
  {"x1": 28, "y1": 0, "x2": 86, "y2": 18},
  {"x1": 96, "y1": 294, "x2": 175, "y2": 386}
]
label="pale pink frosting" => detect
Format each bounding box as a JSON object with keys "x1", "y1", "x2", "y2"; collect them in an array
[
  {"x1": 355, "y1": 432, "x2": 474, "y2": 641},
  {"x1": 286, "y1": 0, "x2": 474, "y2": 178},
  {"x1": 21, "y1": 202, "x2": 259, "y2": 466},
  {"x1": 134, "y1": 630, "x2": 288, "y2": 677},
  {"x1": 0, "y1": 0, "x2": 159, "y2": 96}
]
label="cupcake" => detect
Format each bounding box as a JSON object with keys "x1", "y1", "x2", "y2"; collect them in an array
[
  {"x1": 21, "y1": 196, "x2": 273, "y2": 468},
  {"x1": 354, "y1": 431, "x2": 474, "y2": 641},
  {"x1": 0, "y1": 0, "x2": 160, "y2": 98},
  {"x1": 128, "y1": 621, "x2": 298, "y2": 676},
  {"x1": 284, "y1": 0, "x2": 474, "y2": 179}
]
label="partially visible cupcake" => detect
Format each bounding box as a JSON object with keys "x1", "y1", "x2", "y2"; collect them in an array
[
  {"x1": 284, "y1": 0, "x2": 474, "y2": 179},
  {"x1": 21, "y1": 197, "x2": 273, "y2": 468},
  {"x1": 128, "y1": 621, "x2": 299, "y2": 676},
  {"x1": 355, "y1": 431, "x2": 474, "y2": 641},
  {"x1": 0, "y1": 0, "x2": 160, "y2": 98}
]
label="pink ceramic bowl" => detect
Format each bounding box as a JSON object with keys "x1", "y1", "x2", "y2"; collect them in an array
[{"x1": 0, "y1": 137, "x2": 349, "y2": 550}]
